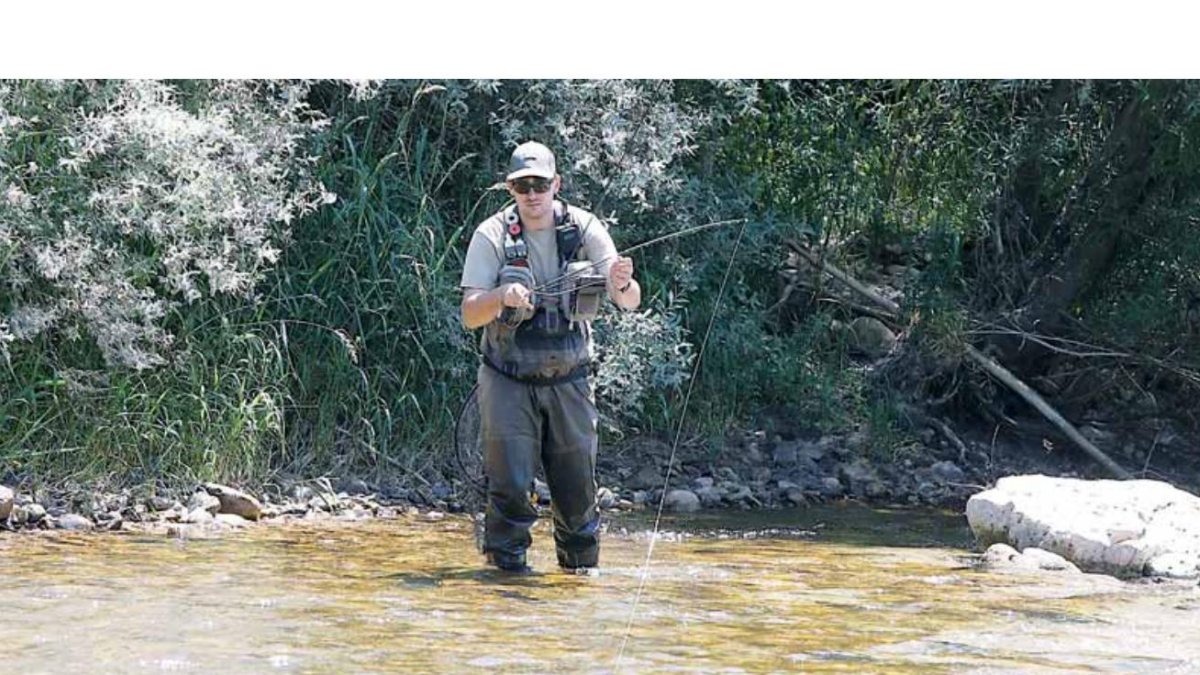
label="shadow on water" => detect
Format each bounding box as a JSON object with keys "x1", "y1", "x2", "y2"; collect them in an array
[
  {"x1": 610, "y1": 501, "x2": 976, "y2": 550},
  {"x1": 385, "y1": 566, "x2": 554, "y2": 591}
]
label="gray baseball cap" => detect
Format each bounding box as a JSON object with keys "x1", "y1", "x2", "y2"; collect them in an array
[{"x1": 506, "y1": 141, "x2": 556, "y2": 180}]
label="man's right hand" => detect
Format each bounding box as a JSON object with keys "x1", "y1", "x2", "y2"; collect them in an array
[{"x1": 500, "y1": 282, "x2": 534, "y2": 311}]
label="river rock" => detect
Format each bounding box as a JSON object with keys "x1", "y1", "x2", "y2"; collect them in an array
[
  {"x1": 839, "y1": 460, "x2": 887, "y2": 498},
  {"x1": 629, "y1": 465, "x2": 663, "y2": 490},
  {"x1": 773, "y1": 441, "x2": 799, "y2": 466},
  {"x1": 724, "y1": 484, "x2": 758, "y2": 506},
  {"x1": 820, "y1": 476, "x2": 845, "y2": 498},
  {"x1": 203, "y1": 483, "x2": 262, "y2": 520},
  {"x1": 695, "y1": 486, "x2": 724, "y2": 508},
  {"x1": 184, "y1": 508, "x2": 214, "y2": 524},
  {"x1": 848, "y1": 316, "x2": 897, "y2": 358},
  {"x1": 214, "y1": 513, "x2": 250, "y2": 528},
  {"x1": 22, "y1": 503, "x2": 47, "y2": 525},
  {"x1": 715, "y1": 467, "x2": 742, "y2": 484},
  {"x1": 930, "y1": 461, "x2": 966, "y2": 485},
  {"x1": 663, "y1": 489, "x2": 701, "y2": 513},
  {"x1": 778, "y1": 481, "x2": 807, "y2": 506},
  {"x1": 56, "y1": 514, "x2": 94, "y2": 531},
  {"x1": 597, "y1": 487, "x2": 617, "y2": 510},
  {"x1": 980, "y1": 543, "x2": 1081, "y2": 573},
  {"x1": 336, "y1": 478, "x2": 371, "y2": 496},
  {"x1": 967, "y1": 475, "x2": 1200, "y2": 578},
  {"x1": 187, "y1": 491, "x2": 221, "y2": 515}
]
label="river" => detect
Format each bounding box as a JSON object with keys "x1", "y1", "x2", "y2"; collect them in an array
[{"x1": 4, "y1": 503, "x2": 1199, "y2": 673}]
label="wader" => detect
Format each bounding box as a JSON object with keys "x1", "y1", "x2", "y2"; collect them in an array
[
  {"x1": 476, "y1": 202, "x2": 605, "y2": 569},
  {"x1": 478, "y1": 363, "x2": 599, "y2": 568}
]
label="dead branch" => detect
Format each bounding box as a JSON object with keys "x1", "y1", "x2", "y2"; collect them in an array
[{"x1": 786, "y1": 241, "x2": 901, "y2": 314}]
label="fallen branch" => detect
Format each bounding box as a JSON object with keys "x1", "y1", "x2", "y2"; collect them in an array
[
  {"x1": 787, "y1": 239, "x2": 1133, "y2": 480},
  {"x1": 963, "y1": 344, "x2": 1132, "y2": 479}
]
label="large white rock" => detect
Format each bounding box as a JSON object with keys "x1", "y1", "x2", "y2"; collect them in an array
[
  {"x1": 0, "y1": 485, "x2": 13, "y2": 521},
  {"x1": 966, "y1": 474, "x2": 1200, "y2": 578}
]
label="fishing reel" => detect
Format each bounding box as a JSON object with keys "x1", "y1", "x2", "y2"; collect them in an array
[
  {"x1": 498, "y1": 264, "x2": 536, "y2": 326},
  {"x1": 564, "y1": 261, "x2": 607, "y2": 325}
]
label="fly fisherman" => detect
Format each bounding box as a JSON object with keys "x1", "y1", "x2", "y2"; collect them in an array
[{"x1": 460, "y1": 141, "x2": 641, "y2": 573}]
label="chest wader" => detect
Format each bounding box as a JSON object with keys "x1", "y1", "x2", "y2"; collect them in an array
[{"x1": 477, "y1": 203, "x2": 606, "y2": 570}]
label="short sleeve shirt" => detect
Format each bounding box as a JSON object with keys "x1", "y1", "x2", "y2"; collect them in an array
[{"x1": 460, "y1": 202, "x2": 617, "y2": 293}]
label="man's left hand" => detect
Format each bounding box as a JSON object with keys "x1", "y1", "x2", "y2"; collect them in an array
[{"x1": 609, "y1": 256, "x2": 634, "y2": 291}]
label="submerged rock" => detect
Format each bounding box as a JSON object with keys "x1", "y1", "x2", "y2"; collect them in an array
[
  {"x1": 967, "y1": 475, "x2": 1200, "y2": 578},
  {"x1": 980, "y1": 543, "x2": 1080, "y2": 573}
]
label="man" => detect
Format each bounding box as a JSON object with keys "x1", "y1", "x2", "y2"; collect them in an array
[{"x1": 460, "y1": 141, "x2": 640, "y2": 572}]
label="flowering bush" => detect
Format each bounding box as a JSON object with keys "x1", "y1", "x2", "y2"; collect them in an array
[
  {"x1": 592, "y1": 297, "x2": 693, "y2": 423},
  {"x1": 0, "y1": 80, "x2": 329, "y2": 369}
]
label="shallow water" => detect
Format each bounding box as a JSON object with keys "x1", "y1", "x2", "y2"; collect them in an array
[{"x1": 4, "y1": 504, "x2": 1199, "y2": 673}]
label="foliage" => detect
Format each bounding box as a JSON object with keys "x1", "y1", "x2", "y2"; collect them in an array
[{"x1": 6, "y1": 78, "x2": 1200, "y2": 485}]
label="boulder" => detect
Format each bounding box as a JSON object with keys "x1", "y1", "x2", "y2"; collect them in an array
[
  {"x1": 966, "y1": 475, "x2": 1200, "y2": 578},
  {"x1": 203, "y1": 483, "x2": 263, "y2": 520}
]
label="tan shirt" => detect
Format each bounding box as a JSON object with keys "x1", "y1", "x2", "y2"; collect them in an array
[{"x1": 460, "y1": 201, "x2": 618, "y2": 293}]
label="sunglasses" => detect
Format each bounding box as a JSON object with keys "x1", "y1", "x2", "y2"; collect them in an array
[{"x1": 510, "y1": 177, "x2": 553, "y2": 194}]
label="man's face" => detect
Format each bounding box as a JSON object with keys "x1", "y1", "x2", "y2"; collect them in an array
[{"x1": 507, "y1": 175, "x2": 559, "y2": 223}]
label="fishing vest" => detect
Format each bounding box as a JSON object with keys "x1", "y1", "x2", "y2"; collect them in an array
[{"x1": 480, "y1": 202, "x2": 598, "y2": 384}]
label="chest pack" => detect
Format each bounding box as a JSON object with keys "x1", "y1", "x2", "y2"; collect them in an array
[{"x1": 497, "y1": 201, "x2": 606, "y2": 328}]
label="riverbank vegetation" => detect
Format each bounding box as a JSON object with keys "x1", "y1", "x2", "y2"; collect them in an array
[{"x1": 4, "y1": 80, "x2": 1199, "y2": 493}]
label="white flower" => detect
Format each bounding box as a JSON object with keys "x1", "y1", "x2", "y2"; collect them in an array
[{"x1": 7, "y1": 305, "x2": 58, "y2": 339}]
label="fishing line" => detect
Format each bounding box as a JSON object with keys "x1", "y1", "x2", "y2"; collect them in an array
[{"x1": 612, "y1": 217, "x2": 748, "y2": 672}]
